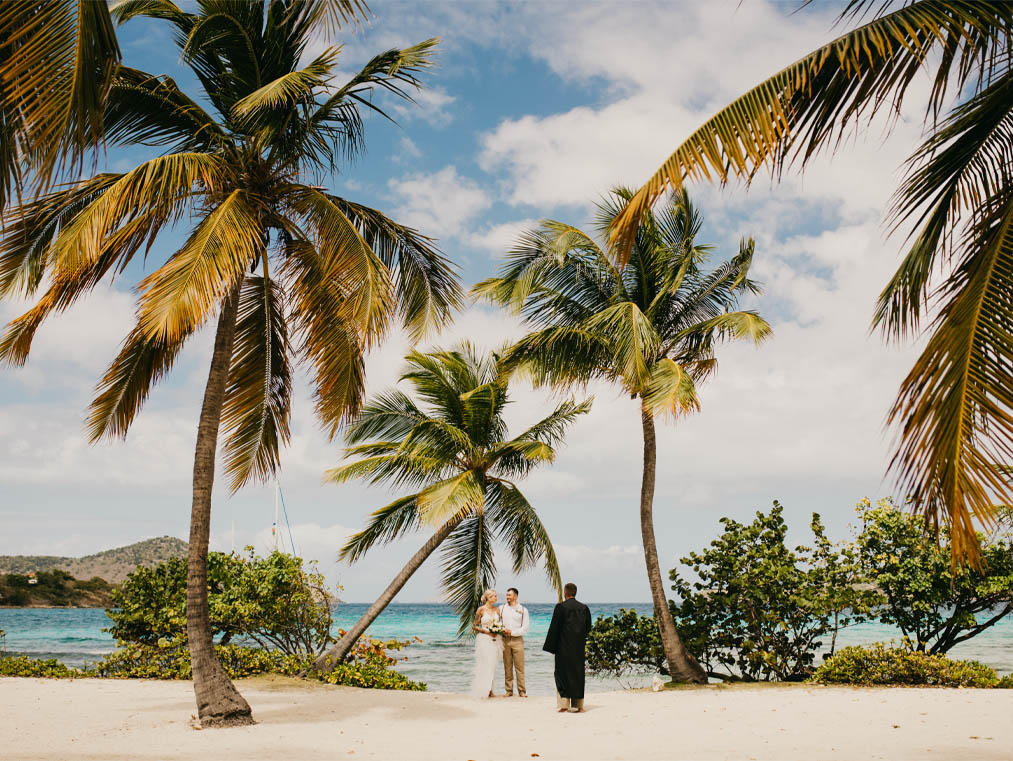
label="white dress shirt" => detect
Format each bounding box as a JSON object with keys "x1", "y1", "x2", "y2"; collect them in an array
[{"x1": 499, "y1": 602, "x2": 529, "y2": 637}]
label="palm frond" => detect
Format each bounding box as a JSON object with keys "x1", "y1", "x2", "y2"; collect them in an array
[
  {"x1": 642, "y1": 358, "x2": 699, "y2": 418},
  {"x1": 282, "y1": 236, "x2": 366, "y2": 437},
  {"x1": 136, "y1": 189, "x2": 263, "y2": 342},
  {"x1": 877, "y1": 73, "x2": 1013, "y2": 338},
  {"x1": 105, "y1": 66, "x2": 226, "y2": 151},
  {"x1": 440, "y1": 512, "x2": 496, "y2": 635},
  {"x1": 584, "y1": 301, "x2": 661, "y2": 392},
  {"x1": 887, "y1": 187, "x2": 1013, "y2": 563},
  {"x1": 486, "y1": 480, "x2": 562, "y2": 596},
  {"x1": 416, "y1": 469, "x2": 485, "y2": 526},
  {"x1": 0, "y1": 0, "x2": 120, "y2": 207},
  {"x1": 284, "y1": 185, "x2": 394, "y2": 346},
  {"x1": 220, "y1": 274, "x2": 292, "y2": 492},
  {"x1": 610, "y1": 1, "x2": 1013, "y2": 259},
  {"x1": 339, "y1": 495, "x2": 421, "y2": 563},
  {"x1": 343, "y1": 389, "x2": 426, "y2": 444},
  {"x1": 85, "y1": 323, "x2": 193, "y2": 441},
  {"x1": 323, "y1": 195, "x2": 461, "y2": 340}
]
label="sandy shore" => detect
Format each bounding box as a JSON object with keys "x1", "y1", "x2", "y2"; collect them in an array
[{"x1": 1, "y1": 677, "x2": 1011, "y2": 761}]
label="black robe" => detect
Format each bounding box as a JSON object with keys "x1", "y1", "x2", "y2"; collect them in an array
[{"x1": 542, "y1": 597, "x2": 592, "y2": 699}]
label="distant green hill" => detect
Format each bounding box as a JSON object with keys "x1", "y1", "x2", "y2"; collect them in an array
[{"x1": 0, "y1": 536, "x2": 188, "y2": 585}]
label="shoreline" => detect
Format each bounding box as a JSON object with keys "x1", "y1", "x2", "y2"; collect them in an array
[{"x1": 2, "y1": 677, "x2": 1011, "y2": 760}]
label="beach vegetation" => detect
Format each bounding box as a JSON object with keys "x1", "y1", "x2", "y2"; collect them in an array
[
  {"x1": 811, "y1": 643, "x2": 1000, "y2": 688},
  {"x1": 108, "y1": 549, "x2": 336, "y2": 655},
  {"x1": 668, "y1": 503, "x2": 878, "y2": 682},
  {"x1": 476, "y1": 188, "x2": 770, "y2": 683},
  {"x1": 0, "y1": 570, "x2": 113, "y2": 607},
  {"x1": 314, "y1": 343, "x2": 585, "y2": 669},
  {"x1": 854, "y1": 497, "x2": 1013, "y2": 653},
  {"x1": 610, "y1": 1, "x2": 1013, "y2": 563},
  {"x1": 0, "y1": 637, "x2": 424, "y2": 690},
  {"x1": 0, "y1": 0, "x2": 460, "y2": 726},
  {"x1": 0, "y1": 654, "x2": 83, "y2": 679}
]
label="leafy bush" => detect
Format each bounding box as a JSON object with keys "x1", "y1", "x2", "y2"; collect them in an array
[
  {"x1": 855, "y1": 498, "x2": 1013, "y2": 654},
  {"x1": 811, "y1": 643, "x2": 999, "y2": 688},
  {"x1": 669, "y1": 503, "x2": 878, "y2": 681},
  {"x1": 997, "y1": 674, "x2": 1013, "y2": 689},
  {"x1": 0, "y1": 655, "x2": 82, "y2": 679},
  {"x1": 73, "y1": 633, "x2": 425, "y2": 690},
  {"x1": 107, "y1": 549, "x2": 336, "y2": 655},
  {"x1": 587, "y1": 608, "x2": 665, "y2": 678}
]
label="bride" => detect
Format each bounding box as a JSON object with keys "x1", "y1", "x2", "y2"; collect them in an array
[{"x1": 469, "y1": 589, "x2": 504, "y2": 697}]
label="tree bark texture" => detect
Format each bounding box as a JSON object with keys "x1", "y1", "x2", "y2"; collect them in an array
[
  {"x1": 639, "y1": 402, "x2": 707, "y2": 684},
  {"x1": 187, "y1": 280, "x2": 254, "y2": 727},
  {"x1": 313, "y1": 516, "x2": 463, "y2": 671}
]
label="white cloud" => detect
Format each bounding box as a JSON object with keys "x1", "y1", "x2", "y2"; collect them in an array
[
  {"x1": 389, "y1": 86, "x2": 456, "y2": 126},
  {"x1": 388, "y1": 166, "x2": 492, "y2": 240}
]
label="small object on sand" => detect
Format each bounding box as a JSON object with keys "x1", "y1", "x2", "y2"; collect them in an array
[{"x1": 652, "y1": 675, "x2": 664, "y2": 692}]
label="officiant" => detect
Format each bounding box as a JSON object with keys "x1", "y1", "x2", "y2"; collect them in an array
[{"x1": 542, "y1": 581, "x2": 592, "y2": 712}]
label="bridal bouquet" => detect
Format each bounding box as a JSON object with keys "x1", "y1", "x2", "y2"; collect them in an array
[{"x1": 486, "y1": 619, "x2": 506, "y2": 636}]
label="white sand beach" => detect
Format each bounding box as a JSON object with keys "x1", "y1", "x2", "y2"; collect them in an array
[{"x1": 1, "y1": 678, "x2": 1011, "y2": 761}]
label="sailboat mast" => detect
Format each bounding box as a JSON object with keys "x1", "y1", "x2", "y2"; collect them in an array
[{"x1": 273, "y1": 478, "x2": 280, "y2": 552}]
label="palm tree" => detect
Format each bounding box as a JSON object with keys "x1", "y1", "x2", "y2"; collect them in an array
[
  {"x1": 313, "y1": 343, "x2": 587, "y2": 669},
  {"x1": 610, "y1": 1, "x2": 1013, "y2": 562},
  {"x1": 0, "y1": 0, "x2": 460, "y2": 726},
  {"x1": 475, "y1": 188, "x2": 771, "y2": 683}
]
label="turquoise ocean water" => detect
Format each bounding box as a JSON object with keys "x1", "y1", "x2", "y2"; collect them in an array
[{"x1": 1, "y1": 605, "x2": 1010, "y2": 694}]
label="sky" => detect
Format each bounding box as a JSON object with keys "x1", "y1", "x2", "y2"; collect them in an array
[{"x1": 0, "y1": 0, "x2": 938, "y2": 602}]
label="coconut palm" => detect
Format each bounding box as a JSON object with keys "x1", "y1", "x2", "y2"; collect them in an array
[
  {"x1": 475, "y1": 188, "x2": 771, "y2": 683},
  {"x1": 313, "y1": 343, "x2": 587, "y2": 669},
  {"x1": 0, "y1": 0, "x2": 461, "y2": 726},
  {"x1": 611, "y1": 1, "x2": 1013, "y2": 562}
]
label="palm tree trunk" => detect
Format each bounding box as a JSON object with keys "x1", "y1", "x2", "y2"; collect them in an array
[
  {"x1": 639, "y1": 401, "x2": 707, "y2": 684},
  {"x1": 187, "y1": 280, "x2": 254, "y2": 727},
  {"x1": 313, "y1": 516, "x2": 462, "y2": 672}
]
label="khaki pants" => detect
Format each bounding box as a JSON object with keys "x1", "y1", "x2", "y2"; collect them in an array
[
  {"x1": 556, "y1": 690, "x2": 584, "y2": 711},
  {"x1": 502, "y1": 635, "x2": 526, "y2": 696}
]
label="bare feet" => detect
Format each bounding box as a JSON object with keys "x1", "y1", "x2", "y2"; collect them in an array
[
  {"x1": 557, "y1": 708, "x2": 568, "y2": 713},
  {"x1": 576, "y1": 708, "x2": 587, "y2": 713},
  {"x1": 519, "y1": 694, "x2": 527, "y2": 698}
]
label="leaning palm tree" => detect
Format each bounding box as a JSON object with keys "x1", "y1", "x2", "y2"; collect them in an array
[
  {"x1": 0, "y1": 0, "x2": 460, "y2": 726},
  {"x1": 476, "y1": 188, "x2": 771, "y2": 683},
  {"x1": 313, "y1": 343, "x2": 587, "y2": 669},
  {"x1": 611, "y1": 1, "x2": 1013, "y2": 562}
]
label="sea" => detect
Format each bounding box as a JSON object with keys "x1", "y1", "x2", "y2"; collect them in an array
[{"x1": 1, "y1": 604, "x2": 1011, "y2": 694}]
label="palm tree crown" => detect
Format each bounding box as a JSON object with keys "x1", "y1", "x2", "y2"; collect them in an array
[
  {"x1": 0, "y1": 0, "x2": 462, "y2": 488},
  {"x1": 476, "y1": 188, "x2": 770, "y2": 406},
  {"x1": 329, "y1": 343, "x2": 589, "y2": 633}
]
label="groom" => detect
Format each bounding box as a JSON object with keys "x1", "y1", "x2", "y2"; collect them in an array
[
  {"x1": 542, "y1": 582, "x2": 592, "y2": 713},
  {"x1": 499, "y1": 587, "x2": 529, "y2": 697}
]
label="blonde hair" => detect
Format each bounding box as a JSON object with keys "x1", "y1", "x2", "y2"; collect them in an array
[{"x1": 480, "y1": 589, "x2": 497, "y2": 605}]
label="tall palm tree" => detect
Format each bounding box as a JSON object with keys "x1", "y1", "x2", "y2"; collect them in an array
[
  {"x1": 0, "y1": 0, "x2": 460, "y2": 726},
  {"x1": 476, "y1": 188, "x2": 771, "y2": 683},
  {"x1": 610, "y1": 1, "x2": 1013, "y2": 562},
  {"x1": 313, "y1": 343, "x2": 587, "y2": 669}
]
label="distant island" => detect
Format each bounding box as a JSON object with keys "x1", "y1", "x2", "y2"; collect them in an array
[{"x1": 0, "y1": 536, "x2": 188, "y2": 607}]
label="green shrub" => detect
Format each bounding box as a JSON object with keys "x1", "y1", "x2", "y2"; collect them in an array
[
  {"x1": 996, "y1": 674, "x2": 1013, "y2": 689},
  {"x1": 587, "y1": 608, "x2": 666, "y2": 678},
  {"x1": 811, "y1": 643, "x2": 999, "y2": 688},
  {"x1": 0, "y1": 655, "x2": 84, "y2": 679}
]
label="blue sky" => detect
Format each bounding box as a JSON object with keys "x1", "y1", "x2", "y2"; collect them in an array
[{"x1": 1, "y1": 1, "x2": 932, "y2": 602}]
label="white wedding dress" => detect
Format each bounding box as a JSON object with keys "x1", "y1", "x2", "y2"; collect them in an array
[{"x1": 469, "y1": 610, "x2": 503, "y2": 697}]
